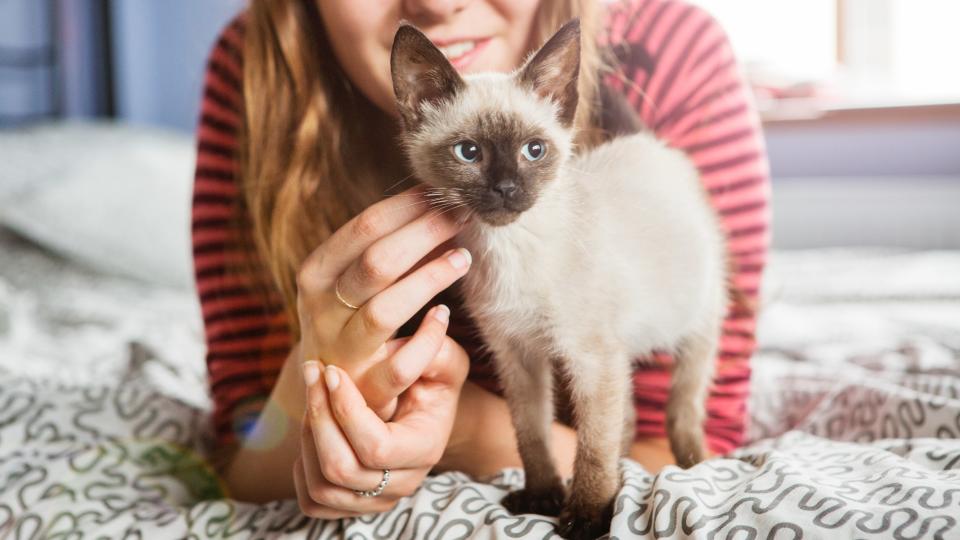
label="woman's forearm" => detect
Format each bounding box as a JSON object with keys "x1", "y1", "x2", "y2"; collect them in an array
[
  {"x1": 220, "y1": 345, "x2": 304, "y2": 503},
  {"x1": 435, "y1": 381, "x2": 579, "y2": 479},
  {"x1": 436, "y1": 381, "x2": 687, "y2": 479}
]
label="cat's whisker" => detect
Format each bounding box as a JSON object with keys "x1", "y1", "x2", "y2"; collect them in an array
[
  {"x1": 381, "y1": 172, "x2": 417, "y2": 195},
  {"x1": 425, "y1": 201, "x2": 455, "y2": 213},
  {"x1": 425, "y1": 201, "x2": 468, "y2": 221},
  {"x1": 383, "y1": 187, "x2": 436, "y2": 198},
  {"x1": 430, "y1": 203, "x2": 469, "y2": 221},
  {"x1": 423, "y1": 194, "x2": 456, "y2": 208},
  {"x1": 424, "y1": 195, "x2": 459, "y2": 209},
  {"x1": 424, "y1": 192, "x2": 460, "y2": 206},
  {"x1": 425, "y1": 195, "x2": 457, "y2": 205},
  {"x1": 428, "y1": 200, "x2": 462, "y2": 213},
  {"x1": 382, "y1": 197, "x2": 433, "y2": 215},
  {"x1": 384, "y1": 196, "x2": 431, "y2": 209},
  {"x1": 455, "y1": 209, "x2": 474, "y2": 227},
  {"x1": 385, "y1": 193, "x2": 431, "y2": 206}
]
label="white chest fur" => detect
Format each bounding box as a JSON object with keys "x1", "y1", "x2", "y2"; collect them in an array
[{"x1": 456, "y1": 212, "x2": 562, "y2": 352}]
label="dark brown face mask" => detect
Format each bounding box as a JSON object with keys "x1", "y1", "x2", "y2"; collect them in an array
[{"x1": 389, "y1": 19, "x2": 582, "y2": 226}]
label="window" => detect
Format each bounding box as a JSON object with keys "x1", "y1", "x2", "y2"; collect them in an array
[{"x1": 688, "y1": 0, "x2": 960, "y2": 109}]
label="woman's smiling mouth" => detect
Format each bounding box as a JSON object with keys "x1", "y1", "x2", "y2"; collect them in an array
[{"x1": 432, "y1": 37, "x2": 492, "y2": 70}]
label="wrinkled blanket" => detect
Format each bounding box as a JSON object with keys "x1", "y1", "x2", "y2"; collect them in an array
[{"x1": 2, "y1": 230, "x2": 959, "y2": 539}]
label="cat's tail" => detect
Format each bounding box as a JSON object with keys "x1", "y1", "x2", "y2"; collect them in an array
[
  {"x1": 726, "y1": 257, "x2": 760, "y2": 318},
  {"x1": 597, "y1": 84, "x2": 647, "y2": 138}
]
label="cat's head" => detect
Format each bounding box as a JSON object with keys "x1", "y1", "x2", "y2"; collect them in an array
[{"x1": 391, "y1": 19, "x2": 581, "y2": 227}]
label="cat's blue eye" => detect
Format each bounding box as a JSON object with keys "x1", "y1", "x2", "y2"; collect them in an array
[
  {"x1": 453, "y1": 141, "x2": 481, "y2": 163},
  {"x1": 521, "y1": 140, "x2": 545, "y2": 161}
]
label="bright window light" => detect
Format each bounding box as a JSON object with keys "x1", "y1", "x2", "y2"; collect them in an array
[
  {"x1": 687, "y1": 0, "x2": 960, "y2": 105},
  {"x1": 688, "y1": 0, "x2": 837, "y2": 81}
]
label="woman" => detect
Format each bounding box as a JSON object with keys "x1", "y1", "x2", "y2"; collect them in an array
[{"x1": 192, "y1": 0, "x2": 769, "y2": 518}]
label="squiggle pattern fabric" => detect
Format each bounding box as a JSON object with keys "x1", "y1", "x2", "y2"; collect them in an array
[{"x1": 2, "y1": 231, "x2": 960, "y2": 538}]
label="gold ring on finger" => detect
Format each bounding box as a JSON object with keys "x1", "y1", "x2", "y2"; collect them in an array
[{"x1": 334, "y1": 276, "x2": 361, "y2": 310}]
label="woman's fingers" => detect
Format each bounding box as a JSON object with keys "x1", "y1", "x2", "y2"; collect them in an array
[
  {"x1": 334, "y1": 207, "x2": 465, "y2": 313},
  {"x1": 293, "y1": 455, "x2": 365, "y2": 520},
  {"x1": 304, "y1": 364, "x2": 391, "y2": 490},
  {"x1": 339, "y1": 248, "x2": 471, "y2": 360},
  {"x1": 365, "y1": 337, "x2": 410, "y2": 420},
  {"x1": 296, "y1": 186, "x2": 465, "y2": 369},
  {"x1": 421, "y1": 336, "x2": 470, "y2": 387},
  {"x1": 297, "y1": 184, "x2": 429, "y2": 292},
  {"x1": 298, "y1": 418, "x2": 403, "y2": 515},
  {"x1": 299, "y1": 391, "x2": 427, "y2": 513},
  {"x1": 359, "y1": 305, "x2": 450, "y2": 412},
  {"x1": 325, "y1": 365, "x2": 444, "y2": 470}
]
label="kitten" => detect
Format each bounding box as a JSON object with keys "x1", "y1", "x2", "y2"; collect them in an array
[{"x1": 391, "y1": 20, "x2": 727, "y2": 540}]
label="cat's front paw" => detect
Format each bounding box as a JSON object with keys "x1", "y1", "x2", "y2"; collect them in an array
[
  {"x1": 556, "y1": 499, "x2": 614, "y2": 540},
  {"x1": 669, "y1": 428, "x2": 707, "y2": 469},
  {"x1": 501, "y1": 483, "x2": 566, "y2": 517}
]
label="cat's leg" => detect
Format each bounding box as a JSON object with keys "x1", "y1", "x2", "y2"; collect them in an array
[
  {"x1": 666, "y1": 326, "x2": 719, "y2": 469},
  {"x1": 495, "y1": 342, "x2": 566, "y2": 516},
  {"x1": 621, "y1": 389, "x2": 636, "y2": 457},
  {"x1": 556, "y1": 344, "x2": 631, "y2": 540}
]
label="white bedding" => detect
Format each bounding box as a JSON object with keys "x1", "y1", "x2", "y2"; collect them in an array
[{"x1": 1, "y1": 228, "x2": 959, "y2": 539}]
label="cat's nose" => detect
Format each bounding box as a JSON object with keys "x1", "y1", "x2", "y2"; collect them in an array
[{"x1": 491, "y1": 179, "x2": 518, "y2": 200}]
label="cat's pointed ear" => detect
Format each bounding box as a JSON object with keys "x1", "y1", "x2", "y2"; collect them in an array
[
  {"x1": 519, "y1": 18, "x2": 581, "y2": 127},
  {"x1": 391, "y1": 24, "x2": 465, "y2": 130}
]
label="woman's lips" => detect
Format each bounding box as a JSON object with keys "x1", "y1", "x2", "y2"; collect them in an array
[{"x1": 435, "y1": 37, "x2": 492, "y2": 71}]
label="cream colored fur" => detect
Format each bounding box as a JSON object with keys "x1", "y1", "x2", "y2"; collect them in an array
[{"x1": 394, "y1": 23, "x2": 727, "y2": 537}]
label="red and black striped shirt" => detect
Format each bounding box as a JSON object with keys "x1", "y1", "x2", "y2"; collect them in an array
[{"x1": 193, "y1": 0, "x2": 770, "y2": 464}]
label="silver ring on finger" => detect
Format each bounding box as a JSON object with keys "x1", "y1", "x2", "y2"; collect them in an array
[
  {"x1": 354, "y1": 469, "x2": 390, "y2": 497},
  {"x1": 335, "y1": 276, "x2": 362, "y2": 310}
]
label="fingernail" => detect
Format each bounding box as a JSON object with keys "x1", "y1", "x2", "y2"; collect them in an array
[
  {"x1": 448, "y1": 248, "x2": 471, "y2": 269},
  {"x1": 325, "y1": 365, "x2": 340, "y2": 391},
  {"x1": 434, "y1": 304, "x2": 449, "y2": 323},
  {"x1": 303, "y1": 361, "x2": 320, "y2": 386}
]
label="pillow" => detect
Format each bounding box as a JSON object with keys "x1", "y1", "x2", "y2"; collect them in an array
[{"x1": 0, "y1": 121, "x2": 197, "y2": 290}]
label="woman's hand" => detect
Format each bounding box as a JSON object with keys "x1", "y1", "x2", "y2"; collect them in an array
[
  {"x1": 291, "y1": 184, "x2": 473, "y2": 517},
  {"x1": 294, "y1": 330, "x2": 470, "y2": 518},
  {"x1": 294, "y1": 183, "x2": 471, "y2": 416}
]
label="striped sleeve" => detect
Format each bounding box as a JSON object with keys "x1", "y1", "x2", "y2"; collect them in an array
[
  {"x1": 602, "y1": 0, "x2": 771, "y2": 454},
  {"x1": 191, "y1": 15, "x2": 294, "y2": 473}
]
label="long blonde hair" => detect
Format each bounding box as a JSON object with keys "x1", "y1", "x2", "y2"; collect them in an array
[{"x1": 238, "y1": 0, "x2": 609, "y2": 340}]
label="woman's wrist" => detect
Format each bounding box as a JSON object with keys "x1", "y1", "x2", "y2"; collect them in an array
[
  {"x1": 434, "y1": 380, "x2": 489, "y2": 475},
  {"x1": 221, "y1": 344, "x2": 304, "y2": 503},
  {"x1": 436, "y1": 383, "x2": 708, "y2": 480},
  {"x1": 627, "y1": 437, "x2": 718, "y2": 474}
]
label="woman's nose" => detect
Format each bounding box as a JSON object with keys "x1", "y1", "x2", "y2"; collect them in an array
[{"x1": 402, "y1": 0, "x2": 470, "y2": 23}]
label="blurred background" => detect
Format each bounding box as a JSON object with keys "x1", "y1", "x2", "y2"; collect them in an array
[
  {"x1": 0, "y1": 4, "x2": 960, "y2": 539},
  {"x1": 0, "y1": 0, "x2": 958, "y2": 291},
  {"x1": 1, "y1": 4, "x2": 958, "y2": 533},
  {"x1": 693, "y1": 0, "x2": 960, "y2": 250}
]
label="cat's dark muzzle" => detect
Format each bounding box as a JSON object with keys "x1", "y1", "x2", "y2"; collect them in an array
[{"x1": 474, "y1": 187, "x2": 534, "y2": 226}]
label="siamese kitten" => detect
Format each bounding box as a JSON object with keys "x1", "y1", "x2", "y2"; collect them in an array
[{"x1": 391, "y1": 20, "x2": 727, "y2": 540}]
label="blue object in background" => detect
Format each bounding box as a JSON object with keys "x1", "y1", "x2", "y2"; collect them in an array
[
  {"x1": 110, "y1": 0, "x2": 245, "y2": 133},
  {"x1": 0, "y1": 0, "x2": 56, "y2": 123},
  {"x1": 0, "y1": 0, "x2": 243, "y2": 133}
]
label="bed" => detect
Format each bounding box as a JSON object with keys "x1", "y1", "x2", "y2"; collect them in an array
[{"x1": 1, "y1": 123, "x2": 958, "y2": 539}]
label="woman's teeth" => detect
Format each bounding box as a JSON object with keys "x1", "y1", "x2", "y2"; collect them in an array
[{"x1": 438, "y1": 40, "x2": 477, "y2": 60}]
